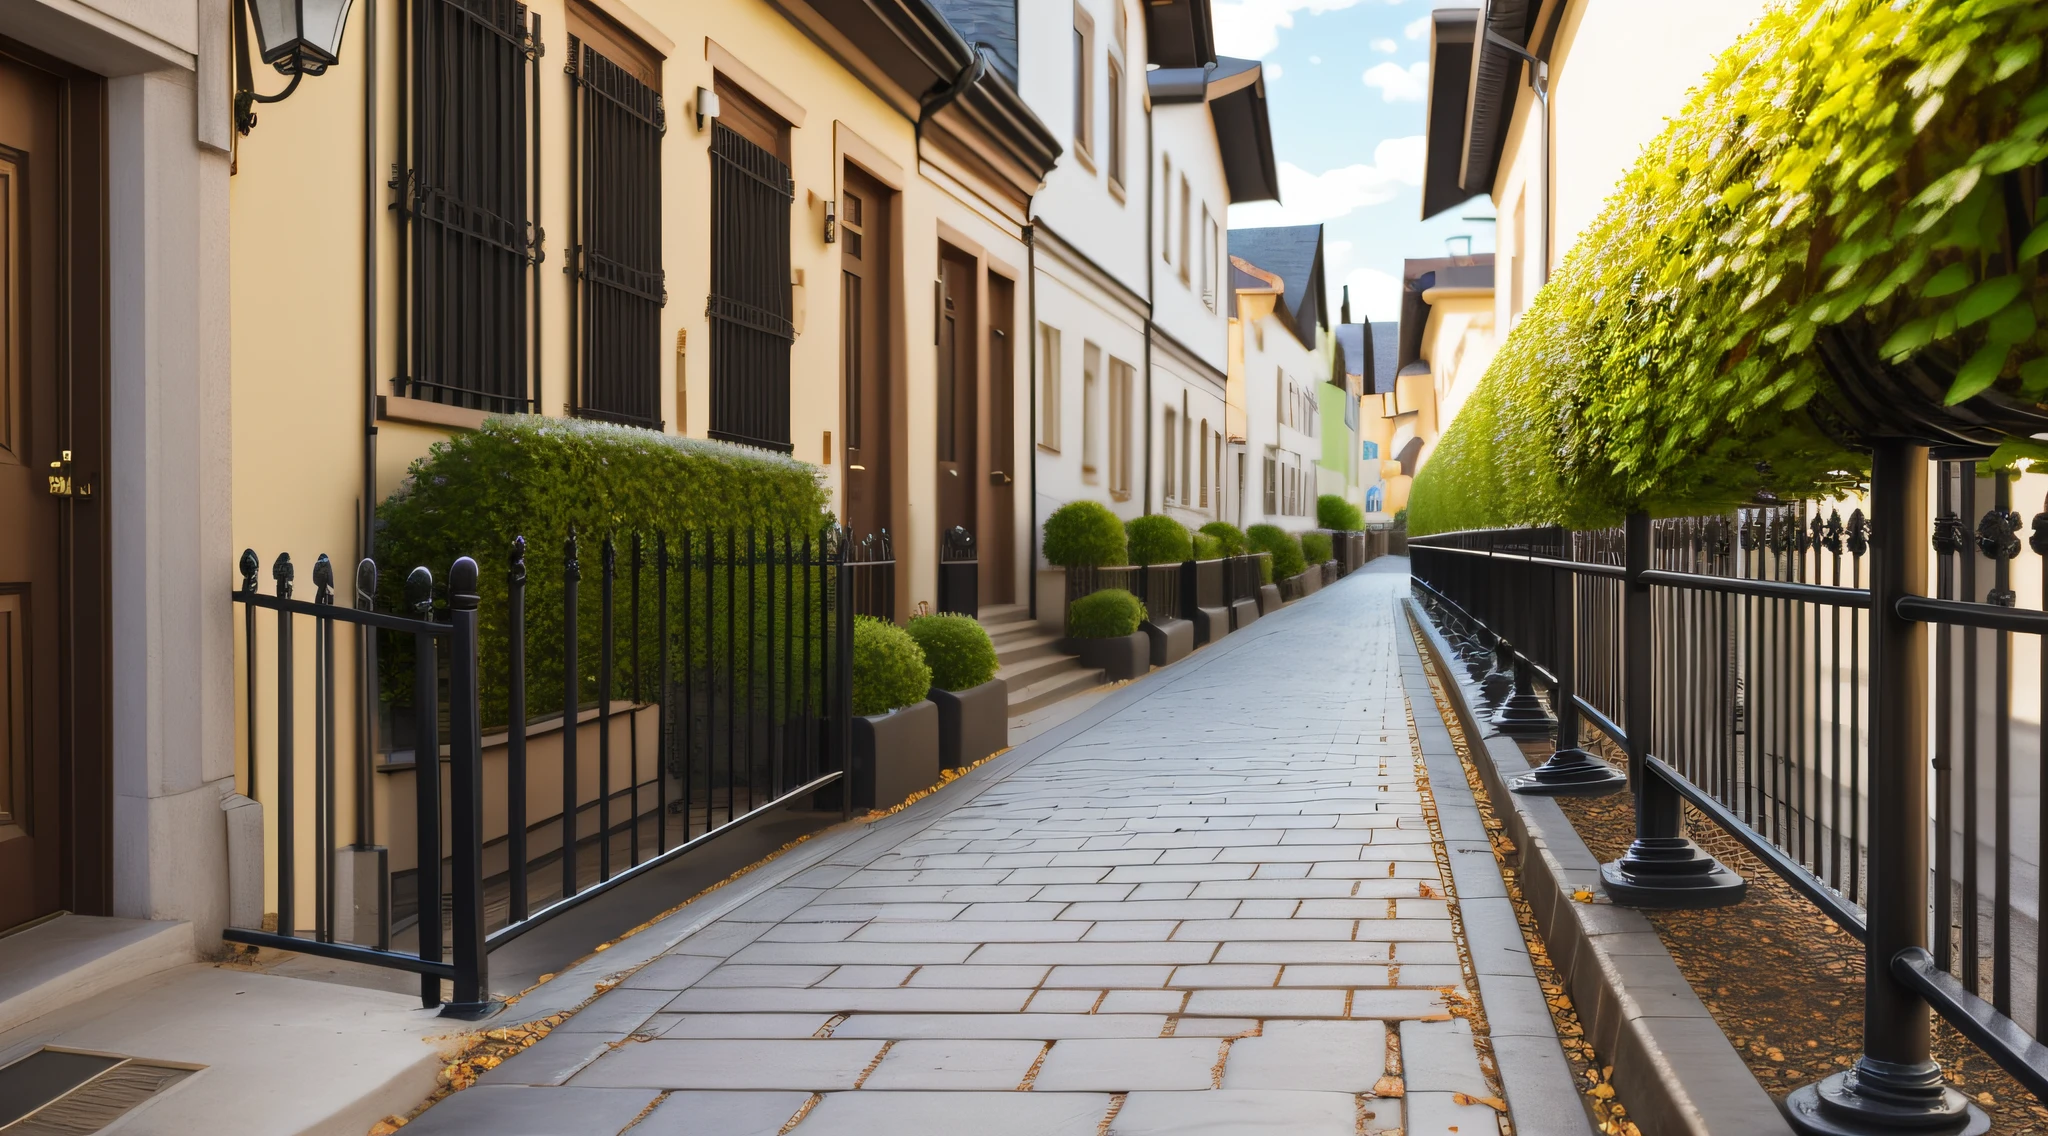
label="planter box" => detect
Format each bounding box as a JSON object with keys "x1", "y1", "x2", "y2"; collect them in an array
[
  {"x1": 1323, "y1": 560, "x2": 1340, "y2": 583},
  {"x1": 1067, "y1": 631, "x2": 1150, "y2": 680},
  {"x1": 929, "y1": 679, "x2": 1009, "y2": 770},
  {"x1": 851, "y1": 700, "x2": 939, "y2": 810},
  {"x1": 1141, "y1": 617, "x2": 1194, "y2": 668},
  {"x1": 1229, "y1": 597, "x2": 1260, "y2": 630},
  {"x1": 1299, "y1": 568, "x2": 1323, "y2": 595},
  {"x1": 1191, "y1": 604, "x2": 1230, "y2": 645},
  {"x1": 1257, "y1": 583, "x2": 1283, "y2": 614}
]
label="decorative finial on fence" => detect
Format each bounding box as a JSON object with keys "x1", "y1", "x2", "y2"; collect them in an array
[
  {"x1": 1739, "y1": 514, "x2": 1759, "y2": 552},
  {"x1": 450, "y1": 557, "x2": 480, "y2": 611},
  {"x1": 1847, "y1": 509, "x2": 1869, "y2": 557},
  {"x1": 2031, "y1": 501, "x2": 2048, "y2": 557},
  {"x1": 1978, "y1": 507, "x2": 2022, "y2": 607},
  {"x1": 406, "y1": 565, "x2": 435, "y2": 617},
  {"x1": 240, "y1": 549, "x2": 260, "y2": 594},
  {"x1": 564, "y1": 528, "x2": 581, "y2": 583},
  {"x1": 273, "y1": 552, "x2": 296, "y2": 599},
  {"x1": 355, "y1": 558, "x2": 378, "y2": 607},
  {"x1": 313, "y1": 554, "x2": 335, "y2": 604},
  {"x1": 511, "y1": 535, "x2": 527, "y2": 587},
  {"x1": 602, "y1": 535, "x2": 617, "y2": 574},
  {"x1": 1805, "y1": 513, "x2": 1823, "y2": 554},
  {"x1": 1823, "y1": 510, "x2": 1845, "y2": 556}
]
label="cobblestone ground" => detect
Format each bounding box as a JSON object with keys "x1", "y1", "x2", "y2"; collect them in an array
[{"x1": 410, "y1": 564, "x2": 1530, "y2": 1135}]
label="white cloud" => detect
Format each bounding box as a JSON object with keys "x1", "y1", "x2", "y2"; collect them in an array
[
  {"x1": 1404, "y1": 14, "x2": 1431, "y2": 39},
  {"x1": 1266, "y1": 62, "x2": 1284, "y2": 80},
  {"x1": 1340, "y1": 267, "x2": 1404, "y2": 323},
  {"x1": 1308, "y1": 54, "x2": 1322, "y2": 64},
  {"x1": 1212, "y1": 0, "x2": 1409, "y2": 59},
  {"x1": 1371, "y1": 37, "x2": 1398, "y2": 53},
  {"x1": 1362, "y1": 60, "x2": 1429, "y2": 102},
  {"x1": 1226, "y1": 137, "x2": 1426, "y2": 227}
]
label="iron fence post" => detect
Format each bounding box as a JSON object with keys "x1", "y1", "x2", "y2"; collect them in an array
[
  {"x1": 443, "y1": 557, "x2": 494, "y2": 1018},
  {"x1": 1513, "y1": 553, "x2": 1625, "y2": 797},
  {"x1": 836, "y1": 528, "x2": 854, "y2": 819},
  {"x1": 1598, "y1": 510, "x2": 1746, "y2": 907},
  {"x1": 1787, "y1": 442, "x2": 1983, "y2": 1135},
  {"x1": 406, "y1": 566, "x2": 442, "y2": 1009}
]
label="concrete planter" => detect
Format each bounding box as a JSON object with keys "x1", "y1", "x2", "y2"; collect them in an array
[
  {"x1": 1141, "y1": 618, "x2": 1194, "y2": 667},
  {"x1": 1068, "y1": 631, "x2": 1150, "y2": 680},
  {"x1": 1323, "y1": 560, "x2": 1340, "y2": 583},
  {"x1": 1183, "y1": 558, "x2": 1230, "y2": 646},
  {"x1": 851, "y1": 700, "x2": 940, "y2": 810},
  {"x1": 1229, "y1": 597, "x2": 1260, "y2": 630},
  {"x1": 928, "y1": 679, "x2": 1009, "y2": 770},
  {"x1": 1257, "y1": 583, "x2": 1283, "y2": 614}
]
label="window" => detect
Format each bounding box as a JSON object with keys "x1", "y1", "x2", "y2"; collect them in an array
[
  {"x1": 1160, "y1": 155, "x2": 1172, "y2": 264},
  {"x1": 1177, "y1": 176, "x2": 1191, "y2": 284},
  {"x1": 1072, "y1": 9, "x2": 1094, "y2": 159},
  {"x1": 1262, "y1": 454, "x2": 1277, "y2": 515},
  {"x1": 1200, "y1": 209, "x2": 1216, "y2": 310},
  {"x1": 1108, "y1": 358, "x2": 1133, "y2": 497},
  {"x1": 1106, "y1": 58, "x2": 1124, "y2": 189},
  {"x1": 569, "y1": 11, "x2": 665, "y2": 428},
  {"x1": 1038, "y1": 323, "x2": 1062, "y2": 450},
  {"x1": 1180, "y1": 394, "x2": 1192, "y2": 506},
  {"x1": 1164, "y1": 407, "x2": 1179, "y2": 503},
  {"x1": 1277, "y1": 369, "x2": 1287, "y2": 424},
  {"x1": 1213, "y1": 431, "x2": 1223, "y2": 513},
  {"x1": 402, "y1": 0, "x2": 539, "y2": 414},
  {"x1": 708, "y1": 78, "x2": 795, "y2": 450},
  {"x1": 1366, "y1": 485, "x2": 1383, "y2": 512},
  {"x1": 1363, "y1": 440, "x2": 1379, "y2": 460},
  {"x1": 1511, "y1": 189, "x2": 1527, "y2": 323},
  {"x1": 1082, "y1": 341, "x2": 1102, "y2": 478},
  {"x1": 1198, "y1": 418, "x2": 1210, "y2": 507}
]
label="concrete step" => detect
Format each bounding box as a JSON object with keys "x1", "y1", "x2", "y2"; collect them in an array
[
  {"x1": 988, "y1": 623, "x2": 1051, "y2": 651},
  {"x1": 1006, "y1": 661, "x2": 1111, "y2": 717},
  {"x1": 977, "y1": 603, "x2": 1031, "y2": 628},
  {"x1": 996, "y1": 649, "x2": 1090, "y2": 689},
  {"x1": 992, "y1": 631, "x2": 1065, "y2": 666},
  {"x1": 0, "y1": 915, "x2": 196, "y2": 1037}
]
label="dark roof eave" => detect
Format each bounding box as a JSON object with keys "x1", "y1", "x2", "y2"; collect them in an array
[
  {"x1": 1460, "y1": 0, "x2": 1540, "y2": 196},
  {"x1": 1142, "y1": 0, "x2": 1216, "y2": 69},
  {"x1": 1420, "y1": 9, "x2": 1478, "y2": 220}
]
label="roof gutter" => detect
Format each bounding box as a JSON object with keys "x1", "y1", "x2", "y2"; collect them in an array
[
  {"x1": 916, "y1": 42, "x2": 990, "y2": 148},
  {"x1": 1480, "y1": 25, "x2": 1551, "y2": 285}
]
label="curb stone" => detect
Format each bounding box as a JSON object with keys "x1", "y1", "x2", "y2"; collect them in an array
[
  {"x1": 1404, "y1": 595, "x2": 1797, "y2": 1136},
  {"x1": 1394, "y1": 608, "x2": 1595, "y2": 1136}
]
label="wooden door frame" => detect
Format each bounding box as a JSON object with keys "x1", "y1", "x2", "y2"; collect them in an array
[
  {"x1": 981, "y1": 272, "x2": 1016, "y2": 605},
  {"x1": 0, "y1": 34, "x2": 111, "y2": 921}
]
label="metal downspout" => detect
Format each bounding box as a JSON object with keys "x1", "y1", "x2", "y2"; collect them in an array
[
  {"x1": 1143, "y1": 95, "x2": 1155, "y2": 514},
  {"x1": 1027, "y1": 225, "x2": 1038, "y2": 621}
]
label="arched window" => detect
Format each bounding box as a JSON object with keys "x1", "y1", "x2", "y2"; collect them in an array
[{"x1": 1366, "y1": 486, "x2": 1384, "y2": 512}]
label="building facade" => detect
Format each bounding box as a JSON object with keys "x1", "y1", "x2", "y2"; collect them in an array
[{"x1": 1226, "y1": 224, "x2": 1330, "y2": 535}]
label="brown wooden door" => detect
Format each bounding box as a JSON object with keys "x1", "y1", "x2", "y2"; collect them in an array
[
  {"x1": 0, "y1": 53, "x2": 65, "y2": 931},
  {"x1": 982, "y1": 275, "x2": 1015, "y2": 605},
  {"x1": 839, "y1": 166, "x2": 892, "y2": 548},
  {"x1": 936, "y1": 250, "x2": 977, "y2": 543},
  {"x1": 0, "y1": 42, "x2": 107, "y2": 932}
]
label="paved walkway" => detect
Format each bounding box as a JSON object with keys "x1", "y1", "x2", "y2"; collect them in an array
[{"x1": 408, "y1": 562, "x2": 1572, "y2": 1135}]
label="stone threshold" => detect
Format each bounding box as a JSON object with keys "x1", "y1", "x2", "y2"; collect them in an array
[{"x1": 1404, "y1": 595, "x2": 1797, "y2": 1136}]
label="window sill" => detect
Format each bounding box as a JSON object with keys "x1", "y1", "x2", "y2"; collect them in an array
[
  {"x1": 1072, "y1": 145, "x2": 1096, "y2": 175},
  {"x1": 1038, "y1": 442, "x2": 1062, "y2": 454},
  {"x1": 1108, "y1": 178, "x2": 1126, "y2": 204},
  {"x1": 379, "y1": 393, "x2": 496, "y2": 432}
]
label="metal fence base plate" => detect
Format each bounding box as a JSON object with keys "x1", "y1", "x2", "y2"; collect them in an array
[
  {"x1": 1784, "y1": 1067, "x2": 1989, "y2": 1136},
  {"x1": 1599, "y1": 838, "x2": 1748, "y2": 909}
]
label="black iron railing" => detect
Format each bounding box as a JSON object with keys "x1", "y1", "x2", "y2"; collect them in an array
[
  {"x1": 1409, "y1": 448, "x2": 2048, "y2": 1107},
  {"x1": 847, "y1": 530, "x2": 895, "y2": 621},
  {"x1": 399, "y1": 0, "x2": 540, "y2": 415},
  {"x1": 568, "y1": 38, "x2": 665, "y2": 428},
  {"x1": 228, "y1": 526, "x2": 856, "y2": 1015},
  {"x1": 939, "y1": 526, "x2": 976, "y2": 617},
  {"x1": 706, "y1": 122, "x2": 794, "y2": 452}
]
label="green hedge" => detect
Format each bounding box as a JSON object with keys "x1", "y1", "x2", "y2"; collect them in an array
[
  {"x1": 1199, "y1": 522, "x2": 1248, "y2": 557},
  {"x1": 1316, "y1": 495, "x2": 1363, "y2": 532},
  {"x1": 852, "y1": 616, "x2": 931, "y2": 715},
  {"x1": 1125, "y1": 515, "x2": 1193, "y2": 566},
  {"x1": 376, "y1": 417, "x2": 832, "y2": 727},
  {"x1": 1301, "y1": 532, "x2": 1333, "y2": 565},
  {"x1": 1410, "y1": 0, "x2": 2048, "y2": 534},
  {"x1": 907, "y1": 614, "x2": 998, "y2": 692},
  {"x1": 1069, "y1": 588, "x2": 1146, "y2": 638},
  {"x1": 1043, "y1": 501, "x2": 1128, "y2": 567},
  {"x1": 1191, "y1": 531, "x2": 1223, "y2": 560},
  {"x1": 1247, "y1": 524, "x2": 1306, "y2": 580}
]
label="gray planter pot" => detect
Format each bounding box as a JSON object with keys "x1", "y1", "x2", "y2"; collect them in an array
[
  {"x1": 928, "y1": 678, "x2": 1009, "y2": 770},
  {"x1": 1229, "y1": 597, "x2": 1260, "y2": 630},
  {"x1": 1192, "y1": 604, "x2": 1231, "y2": 645},
  {"x1": 1141, "y1": 618, "x2": 1194, "y2": 667},
  {"x1": 1068, "y1": 631, "x2": 1150, "y2": 680},
  {"x1": 1257, "y1": 583, "x2": 1283, "y2": 614},
  {"x1": 1324, "y1": 559, "x2": 1340, "y2": 583},
  {"x1": 851, "y1": 700, "x2": 939, "y2": 810}
]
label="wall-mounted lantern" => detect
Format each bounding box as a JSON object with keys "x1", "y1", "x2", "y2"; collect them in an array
[
  {"x1": 695, "y1": 86, "x2": 720, "y2": 131},
  {"x1": 235, "y1": 0, "x2": 356, "y2": 134},
  {"x1": 823, "y1": 199, "x2": 838, "y2": 244}
]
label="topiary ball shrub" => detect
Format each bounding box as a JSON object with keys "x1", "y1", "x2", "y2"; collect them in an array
[
  {"x1": 1068, "y1": 588, "x2": 1147, "y2": 639},
  {"x1": 1316, "y1": 495, "x2": 1364, "y2": 532},
  {"x1": 906, "y1": 613, "x2": 998, "y2": 692},
  {"x1": 1191, "y1": 531, "x2": 1223, "y2": 560},
  {"x1": 852, "y1": 616, "x2": 932, "y2": 716},
  {"x1": 1301, "y1": 532, "x2": 1333, "y2": 564},
  {"x1": 1199, "y1": 521, "x2": 1248, "y2": 557},
  {"x1": 1043, "y1": 501, "x2": 1128, "y2": 567},
  {"x1": 1125, "y1": 515, "x2": 1193, "y2": 566},
  {"x1": 1247, "y1": 524, "x2": 1307, "y2": 580}
]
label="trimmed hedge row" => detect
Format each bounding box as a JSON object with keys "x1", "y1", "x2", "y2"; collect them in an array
[
  {"x1": 1410, "y1": 0, "x2": 2048, "y2": 534},
  {"x1": 1246, "y1": 524, "x2": 1305, "y2": 581}
]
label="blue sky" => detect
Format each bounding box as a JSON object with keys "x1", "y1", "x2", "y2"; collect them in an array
[{"x1": 1217, "y1": 0, "x2": 1495, "y2": 323}]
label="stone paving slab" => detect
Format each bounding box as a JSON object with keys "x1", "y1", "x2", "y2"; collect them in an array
[{"x1": 412, "y1": 564, "x2": 1584, "y2": 1134}]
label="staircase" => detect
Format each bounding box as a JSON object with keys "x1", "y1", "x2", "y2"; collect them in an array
[{"x1": 978, "y1": 603, "x2": 1110, "y2": 717}]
